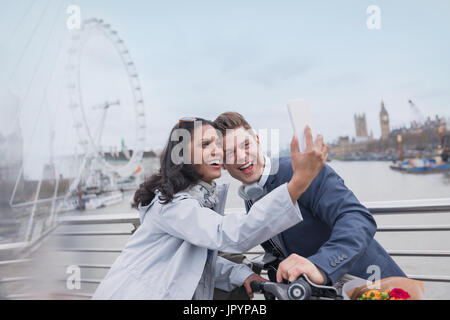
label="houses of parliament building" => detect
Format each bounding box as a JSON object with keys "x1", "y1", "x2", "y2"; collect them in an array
[{"x1": 331, "y1": 101, "x2": 447, "y2": 158}]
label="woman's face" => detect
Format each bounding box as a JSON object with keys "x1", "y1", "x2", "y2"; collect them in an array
[{"x1": 190, "y1": 124, "x2": 223, "y2": 184}]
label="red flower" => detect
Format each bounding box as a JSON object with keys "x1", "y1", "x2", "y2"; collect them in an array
[{"x1": 389, "y1": 288, "x2": 410, "y2": 300}]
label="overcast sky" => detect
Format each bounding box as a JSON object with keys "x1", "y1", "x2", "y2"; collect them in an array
[{"x1": 1, "y1": 0, "x2": 449, "y2": 178}]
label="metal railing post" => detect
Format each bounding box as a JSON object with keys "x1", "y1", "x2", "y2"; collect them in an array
[{"x1": 25, "y1": 175, "x2": 43, "y2": 242}]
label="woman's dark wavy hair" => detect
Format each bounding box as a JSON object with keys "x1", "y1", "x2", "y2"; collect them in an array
[{"x1": 133, "y1": 118, "x2": 217, "y2": 207}]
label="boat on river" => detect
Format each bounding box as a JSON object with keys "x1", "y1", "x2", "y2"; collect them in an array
[{"x1": 390, "y1": 158, "x2": 450, "y2": 174}]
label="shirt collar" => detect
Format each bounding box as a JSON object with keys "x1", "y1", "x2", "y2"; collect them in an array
[{"x1": 258, "y1": 155, "x2": 271, "y2": 187}]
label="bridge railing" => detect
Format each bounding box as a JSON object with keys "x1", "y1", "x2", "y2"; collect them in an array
[{"x1": 1, "y1": 198, "x2": 450, "y2": 299}]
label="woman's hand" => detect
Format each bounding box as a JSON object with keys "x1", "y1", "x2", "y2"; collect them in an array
[
  {"x1": 243, "y1": 273, "x2": 268, "y2": 298},
  {"x1": 287, "y1": 126, "x2": 328, "y2": 203}
]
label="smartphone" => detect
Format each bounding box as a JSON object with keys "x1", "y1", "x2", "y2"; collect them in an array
[{"x1": 287, "y1": 99, "x2": 315, "y2": 152}]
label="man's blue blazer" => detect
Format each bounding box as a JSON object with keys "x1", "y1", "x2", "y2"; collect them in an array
[{"x1": 245, "y1": 157, "x2": 406, "y2": 284}]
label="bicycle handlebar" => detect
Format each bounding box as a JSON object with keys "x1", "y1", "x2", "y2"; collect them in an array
[
  {"x1": 250, "y1": 281, "x2": 263, "y2": 293},
  {"x1": 250, "y1": 274, "x2": 341, "y2": 300},
  {"x1": 248, "y1": 253, "x2": 343, "y2": 300}
]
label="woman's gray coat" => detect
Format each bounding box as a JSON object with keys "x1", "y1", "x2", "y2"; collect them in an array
[{"x1": 92, "y1": 182, "x2": 302, "y2": 299}]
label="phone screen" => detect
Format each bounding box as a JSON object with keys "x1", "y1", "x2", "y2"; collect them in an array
[{"x1": 287, "y1": 99, "x2": 315, "y2": 152}]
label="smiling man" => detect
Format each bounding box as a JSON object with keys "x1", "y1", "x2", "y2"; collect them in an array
[{"x1": 213, "y1": 112, "x2": 406, "y2": 286}]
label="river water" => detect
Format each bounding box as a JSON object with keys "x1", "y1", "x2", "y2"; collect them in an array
[{"x1": 217, "y1": 160, "x2": 450, "y2": 207}]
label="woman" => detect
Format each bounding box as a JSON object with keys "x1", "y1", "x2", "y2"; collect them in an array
[{"x1": 92, "y1": 117, "x2": 327, "y2": 299}]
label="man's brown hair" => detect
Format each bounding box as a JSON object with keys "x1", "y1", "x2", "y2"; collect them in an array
[{"x1": 213, "y1": 112, "x2": 252, "y2": 135}]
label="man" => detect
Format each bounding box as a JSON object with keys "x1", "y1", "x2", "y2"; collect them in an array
[{"x1": 213, "y1": 112, "x2": 406, "y2": 286}]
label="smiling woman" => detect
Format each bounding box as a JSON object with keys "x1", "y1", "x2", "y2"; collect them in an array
[
  {"x1": 133, "y1": 117, "x2": 218, "y2": 206},
  {"x1": 190, "y1": 123, "x2": 223, "y2": 184}
]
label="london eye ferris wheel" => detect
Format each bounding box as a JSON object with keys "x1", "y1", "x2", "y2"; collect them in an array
[{"x1": 66, "y1": 18, "x2": 147, "y2": 194}]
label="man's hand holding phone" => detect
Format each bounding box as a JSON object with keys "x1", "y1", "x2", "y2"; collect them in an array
[{"x1": 287, "y1": 126, "x2": 328, "y2": 202}]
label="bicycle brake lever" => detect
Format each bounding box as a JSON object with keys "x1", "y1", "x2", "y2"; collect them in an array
[
  {"x1": 300, "y1": 275, "x2": 343, "y2": 300},
  {"x1": 261, "y1": 282, "x2": 291, "y2": 300}
]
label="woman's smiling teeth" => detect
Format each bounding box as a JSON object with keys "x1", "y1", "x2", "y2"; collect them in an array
[{"x1": 206, "y1": 159, "x2": 221, "y2": 168}]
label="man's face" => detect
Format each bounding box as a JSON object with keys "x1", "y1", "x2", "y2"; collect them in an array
[{"x1": 222, "y1": 126, "x2": 265, "y2": 184}]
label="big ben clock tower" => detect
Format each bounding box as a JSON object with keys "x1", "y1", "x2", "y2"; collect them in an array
[{"x1": 380, "y1": 100, "x2": 390, "y2": 140}]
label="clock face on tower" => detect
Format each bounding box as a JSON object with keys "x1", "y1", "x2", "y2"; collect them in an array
[{"x1": 382, "y1": 115, "x2": 388, "y2": 121}]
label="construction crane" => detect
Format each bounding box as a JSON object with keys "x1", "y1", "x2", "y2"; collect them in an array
[
  {"x1": 439, "y1": 125, "x2": 450, "y2": 162},
  {"x1": 442, "y1": 135, "x2": 450, "y2": 162},
  {"x1": 408, "y1": 99, "x2": 425, "y2": 124},
  {"x1": 91, "y1": 100, "x2": 120, "y2": 150}
]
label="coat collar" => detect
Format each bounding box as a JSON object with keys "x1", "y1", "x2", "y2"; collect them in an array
[
  {"x1": 213, "y1": 183, "x2": 229, "y2": 216},
  {"x1": 138, "y1": 183, "x2": 230, "y2": 222},
  {"x1": 263, "y1": 158, "x2": 281, "y2": 191}
]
